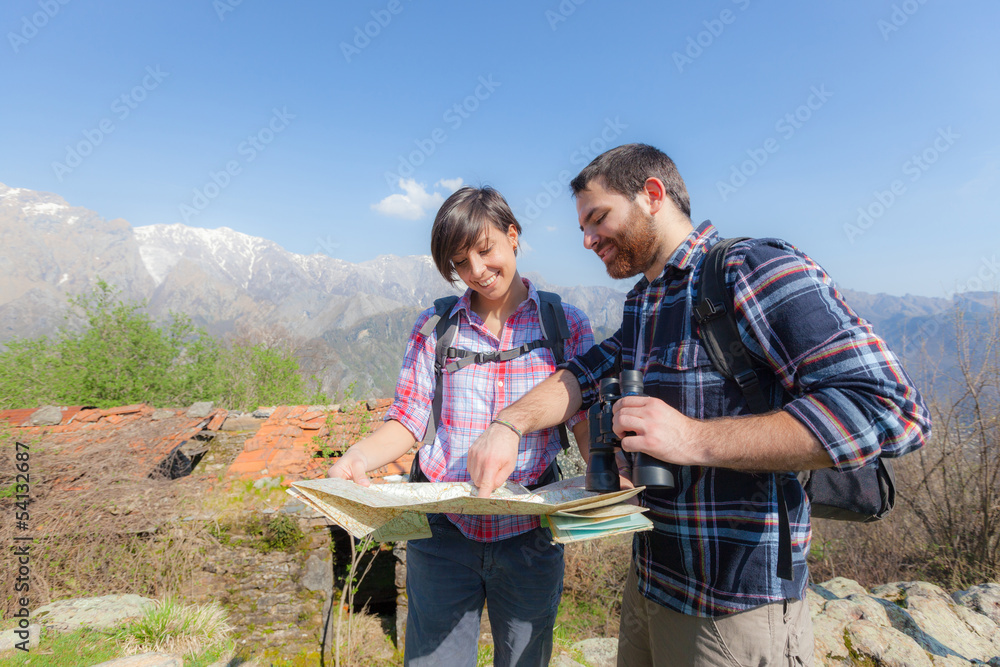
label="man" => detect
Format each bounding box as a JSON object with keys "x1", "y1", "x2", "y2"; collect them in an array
[{"x1": 468, "y1": 143, "x2": 930, "y2": 665}]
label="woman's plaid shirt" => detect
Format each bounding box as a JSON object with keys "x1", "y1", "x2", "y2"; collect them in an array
[
  {"x1": 565, "y1": 222, "x2": 930, "y2": 617},
  {"x1": 386, "y1": 278, "x2": 594, "y2": 542}
]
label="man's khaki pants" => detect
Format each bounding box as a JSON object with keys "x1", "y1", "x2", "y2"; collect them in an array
[{"x1": 617, "y1": 565, "x2": 815, "y2": 666}]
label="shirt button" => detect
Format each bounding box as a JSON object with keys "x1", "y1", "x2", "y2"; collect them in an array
[{"x1": 498, "y1": 380, "x2": 504, "y2": 388}]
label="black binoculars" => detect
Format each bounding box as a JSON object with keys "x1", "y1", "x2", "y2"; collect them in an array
[{"x1": 584, "y1": 370, "x2": 676, "y2": 493}]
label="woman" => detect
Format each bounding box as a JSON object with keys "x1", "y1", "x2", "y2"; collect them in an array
[{"x1": 328, "y1": 185, "x2": 593, "y2": 666}]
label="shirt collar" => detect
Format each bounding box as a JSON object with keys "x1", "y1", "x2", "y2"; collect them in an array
[
  {"x1": 454, "y1": 277, "x2": 538, "y2": 318},
  {"x1": 628, "y1": 220, "x2": 719, "y2": 295}
]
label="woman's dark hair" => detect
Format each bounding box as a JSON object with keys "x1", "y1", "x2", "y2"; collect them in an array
[
  {"x1": 570, "y1": 143, "x2": 691, "y2": 218},
  {"x1": 431, "y1": 186, "x2": 522, "y2": 284}
]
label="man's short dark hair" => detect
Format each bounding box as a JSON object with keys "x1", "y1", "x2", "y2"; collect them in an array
[
  {"x1": 570, "y1": 143, "x2": 691, "y2": 218},
  {"x1": 431, "y1": 186, "x2": 522, "y2": 284}
]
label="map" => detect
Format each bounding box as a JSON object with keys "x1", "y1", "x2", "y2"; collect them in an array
[{"x1": 287, "y1": 476, "x2": 647, "y2": 542}]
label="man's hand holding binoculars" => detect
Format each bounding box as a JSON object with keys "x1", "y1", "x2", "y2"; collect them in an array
[{"x1": 611, "y1": 394, "x2": 707, "y2": 467}]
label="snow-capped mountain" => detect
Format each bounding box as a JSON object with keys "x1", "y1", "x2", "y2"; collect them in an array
[
  {"x1": 0, "y1": 182, "x2": 629, "y2": 395},
  {"x1": 3, "y1": 181, "x2": 989, "y2": 398}
]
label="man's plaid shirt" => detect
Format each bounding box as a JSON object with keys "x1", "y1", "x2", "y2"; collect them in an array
[
  {"x1": 565, "y1": 221, "x2": 930, "y2": 617},
  {"x1": 386, "y1": 278, "x2": 594, "y2": 542}
]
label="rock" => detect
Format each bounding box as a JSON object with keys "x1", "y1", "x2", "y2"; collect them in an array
[
  {"x1": 873, "y1": 581, "x2": 1000, "y2": 662},
  {"x1": 0, "y1": 623, "x2": 40, "y2": 652},
  {"x1": 253, "y1": 476, "x2": 276, "y2": 490},
  {"x1": 845, "y1": 619, "x2": 934, "y2": 667},
  {"x1": 301, "y1": 554, "x2": 333, "y2": 592},
  {"x1": 91, "y1": 653, "x2": 183, "y2": 667},
  {"x1": 551, "y1": 654, "x2": 587, "y2": 667},
  {"x1": 29, "y1": 405, "x2": 62, "y2": 426},
  {"x1": 151, "y1": 409, "x2": 176, "y2": 420},
  {"x1": 186, "y1": 401, "x2": 214, "y2": 418},
  {"x1": 813, "y1": 576, "x2": 869, "y2": 599},
  {"x1": 253, "y1": 407, "x2": 276, "y2": 419},
  {"x1": 572, "y1": 637, "x2": 617, "y2": 667},
  {"x1": 33, "y1": 594, "x2": 155, "y2": 633},
  {"x1": 810, "y1": 579, "x2": 1000, "y2": 666},
  {"x1": 221, "y1": 415, "x2": 264, "y2": 431},
  {"x1": 954, "y1": 583, "x2": 1000, "y2": 626}
]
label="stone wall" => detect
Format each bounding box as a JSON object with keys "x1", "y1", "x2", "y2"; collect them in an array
[{"x1": 183, "y1": 509, "x2": 336, "y2": 660}]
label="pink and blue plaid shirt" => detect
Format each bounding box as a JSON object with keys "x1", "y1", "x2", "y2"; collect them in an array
[{"x1": 386, "y1": 278, "x2": 594, "y2": 542}]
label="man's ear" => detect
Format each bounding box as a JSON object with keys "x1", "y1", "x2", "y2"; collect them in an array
[{"x1": 643, "y1": 177, "x2": 667, "y2": 215}]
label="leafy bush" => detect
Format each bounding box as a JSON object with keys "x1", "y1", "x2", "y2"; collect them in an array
[
  {"x1": 261, "y1": 514, "x2": 305, "y2": 552},
  {"x1": 0, "y1": 280, "x2": 326, "y2": 410}
]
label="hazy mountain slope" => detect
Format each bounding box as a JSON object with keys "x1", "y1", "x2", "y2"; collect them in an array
[{"x1": 1, "y1": 181, "x2": 993, "y2": 401}]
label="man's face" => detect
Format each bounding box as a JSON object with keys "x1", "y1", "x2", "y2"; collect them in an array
[{"x1": 576, "y1": 178, "x2": 659, "y2": 280}]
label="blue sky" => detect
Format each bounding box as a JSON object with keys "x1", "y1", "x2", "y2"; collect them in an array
[{"x1": 2, "y1": 0, "x2": 998, "y2": 297}]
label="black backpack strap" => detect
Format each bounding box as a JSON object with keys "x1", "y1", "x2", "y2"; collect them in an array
[
  {"x1": 536, "y1": 291, "x2": 572, "y2": 451},
  {"x1": 695, "y1": 237, "x2": 793, "y2": 581},
  {"x1": 410, "y1": 291, "x2": 575, "y2": 483},
  {"x1": 411, "y1": 296, "x2": 461, "y2": 483},
  {"x1": 694, "y1": 237, "x2": 770, "y2": 414}
]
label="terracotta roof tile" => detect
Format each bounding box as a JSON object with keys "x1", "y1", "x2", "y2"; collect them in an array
[
  {"x1": 0, "y1": 403, "x2": 232, "y2": 487},
  {"x1": 101, "y1": 404, "x2": 146, "y2": 416},
  {"x1": 206, "y1": 410, "x2": 227, "y2": 431},
  {"x1": 224, "y1": 403, "x2": 411, "y2": 485}
]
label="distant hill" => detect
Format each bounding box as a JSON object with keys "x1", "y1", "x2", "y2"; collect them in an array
[
  {"x1": 0, "y1": 182, "x2": 624, "y2": 398},
  {"x1": 1, "y1": 181, "x2": 993, "y2": 400}
]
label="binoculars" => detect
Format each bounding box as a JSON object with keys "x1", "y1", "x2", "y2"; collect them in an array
[{"x1": 584, "y1": 370, "x2": 676, "y2": 493}]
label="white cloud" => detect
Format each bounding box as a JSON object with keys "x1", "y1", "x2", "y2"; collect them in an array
[
  {"x1": 371, "y1": 177, "x2": 463, "y2": 220},
  {"x1": 436, "y1": 177, "x2": 464, "y2": 193}
]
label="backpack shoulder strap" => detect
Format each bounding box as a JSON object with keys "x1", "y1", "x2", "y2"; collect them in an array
[
  {"x1": 536, "y1": 290, "x2": 571, "y2": 364},
  {"x1": 536, "y1": 290, "x2": 572, "y2": 451},
  {"x1": 694, "y1": 237, "x2": 770, "y2": 414},
  {"x1": 418, "y1": 296, "x2": 461, "y2": 450},
  {"x1": 694, "y1": 237, "x2": 794, "y2": 581}
]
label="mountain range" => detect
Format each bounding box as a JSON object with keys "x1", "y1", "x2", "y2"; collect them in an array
[{"x1": 1, "y1": 181, "x2": 993, "y2": 399}]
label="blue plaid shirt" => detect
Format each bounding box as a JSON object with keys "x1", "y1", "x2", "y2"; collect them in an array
[{"x1": 566, "y1": 221, "x2": 930, "y2": 617}]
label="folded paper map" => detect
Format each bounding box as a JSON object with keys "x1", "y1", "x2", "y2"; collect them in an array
[{"x1": 287, "y1": 476, "x2": 652, "y2": 543}]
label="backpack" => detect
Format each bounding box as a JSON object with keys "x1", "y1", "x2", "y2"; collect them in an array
[
  {"x1": 694, "y1": 237, "x2": 897, "y2": 581},
  {"x1": 408, "y1": 291, "x2": 573, "y2": 488}
]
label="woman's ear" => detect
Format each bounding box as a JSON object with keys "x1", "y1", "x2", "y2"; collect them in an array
[{"x1": 507, "y1": 224, "x2": 519, "y2": 251}]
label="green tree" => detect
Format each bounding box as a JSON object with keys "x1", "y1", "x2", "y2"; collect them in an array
[
  {"x1": 0, "y1": 280, "x2": 326, "y2": 410},
  {"x1": 53, "y1": 281, "x2": 223, "y2": 407},
  {"x1": 218, "y1": 340, "x2": 325, "y2": 411}
]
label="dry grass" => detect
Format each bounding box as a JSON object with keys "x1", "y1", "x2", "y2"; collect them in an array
[
  {"x1": 558, "y1": 534, "x2": 631, "y2": 640},
  {"x1": 115, "y1": 597, "x2": 234, "y2": 658},
  {"x1": 332, "y1": 608, "x2": 398, "y2": 667},
  {"x1": 0, "y1": 423, "x2": 229, "y2": 617}
]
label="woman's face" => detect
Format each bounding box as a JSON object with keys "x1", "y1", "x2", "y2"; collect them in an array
[{"x1": 451, "y1": 223, "x2": 519, "y2": 307}]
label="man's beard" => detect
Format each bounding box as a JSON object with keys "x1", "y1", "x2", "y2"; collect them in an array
[{"x1": 604, "y1": 204, "x2": 659, "y2": 280}]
